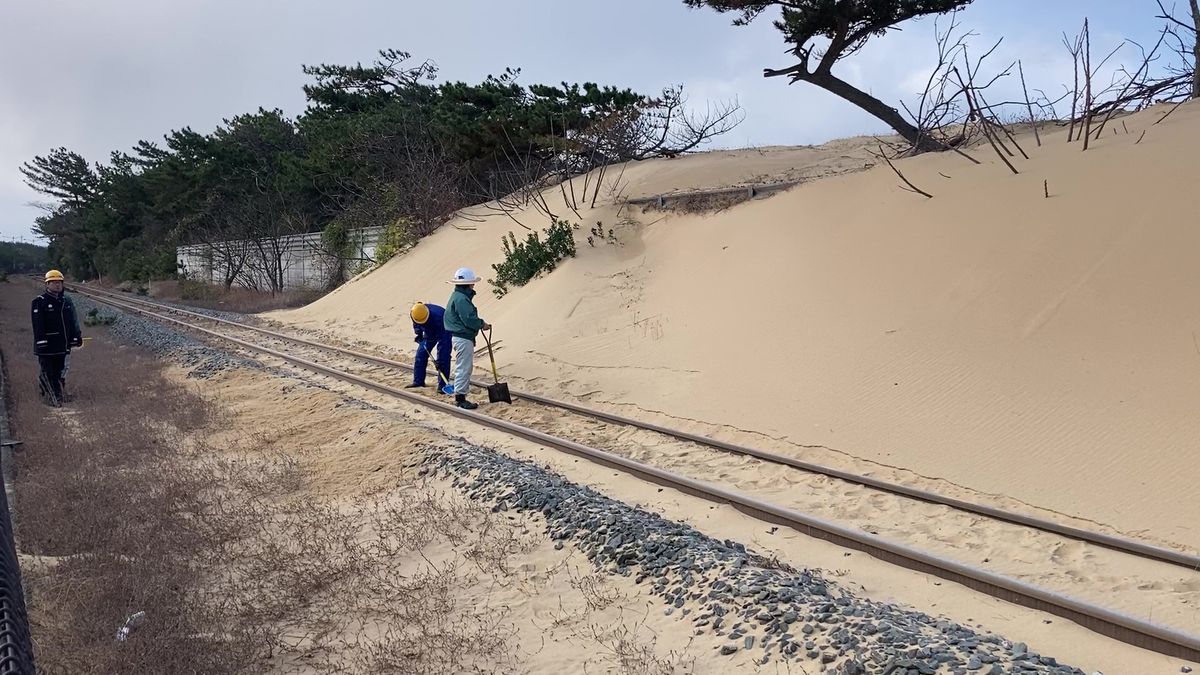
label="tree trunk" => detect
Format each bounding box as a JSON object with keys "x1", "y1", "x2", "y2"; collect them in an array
[
  {"x1": 1191, "y1": 0, "x2": 1200, "y2": 98},
  {"x1": 803, "y1": 71, "x2": 941, "y2": 152},
  {"x1": 273, "y1": 242, "x2": 286, "y2": 294}
]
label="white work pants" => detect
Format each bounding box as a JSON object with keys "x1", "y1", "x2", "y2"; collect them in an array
[{"x1": 452, "y1": 337, "x2": 475, "y2": 396}]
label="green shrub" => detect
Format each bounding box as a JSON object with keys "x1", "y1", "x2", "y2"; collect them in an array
[
  {"x1": 321, "y1": 220, "x2": 352, "y2": 258},
  {"x1": 319, "y1": 220, "x2": 354, "y2": 289},
  {"x1": 83, "y1": 307, "x2": 116, "y2": 327},
  {"x1": 348, "y1": 260, "x2": 373, "y2": 278},
  {"x1": 489, "y1": 218, "x2": 577, "y2": 298},
  {"x1": 374, "y1": 217, "x2": 416, "y2": 267},
  {"x1": 100, "y1": 238, "x2": 177, "y2": 284}
]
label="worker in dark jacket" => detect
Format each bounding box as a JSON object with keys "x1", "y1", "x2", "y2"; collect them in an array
[
  {"x1": 31, "y1": 269, "x2": 83, "y2": 406},
  {"x1": 443, "y1": 267, "x2": 490, "y2": 410},
  {"x1": 407, "y1": 302, "x2": 452, "y2": 392}
]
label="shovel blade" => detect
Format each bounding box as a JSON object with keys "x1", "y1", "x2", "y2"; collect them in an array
[{"x1": 487, "y1": 382, "x2": 512, "y2": 404}]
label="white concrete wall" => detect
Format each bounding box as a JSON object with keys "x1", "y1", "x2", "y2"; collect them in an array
[{"x1": 177, "y1": 226, "x2": 383, "y2": 291}]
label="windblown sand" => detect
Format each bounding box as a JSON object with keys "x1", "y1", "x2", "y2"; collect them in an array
[
  {"x1": 270, "y1": 103, "x2": 1200, "y2": 671},
  {"x1": 279, "y1": 103, "x2": 1200, "y2": 550}
]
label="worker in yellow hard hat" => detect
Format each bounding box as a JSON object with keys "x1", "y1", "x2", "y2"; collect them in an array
[
  {"x1": 32, "y1": 269, "x2": 83, "y2": 406},
  {"x1": 407, "y1": 301, "x2": 452, "y2": 393}
]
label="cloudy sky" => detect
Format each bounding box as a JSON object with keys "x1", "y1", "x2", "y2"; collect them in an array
[{"x1": 0, "y1": 0, "x2": 1174, "y2": 240}]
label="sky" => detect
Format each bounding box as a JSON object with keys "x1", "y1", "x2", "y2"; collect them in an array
[{"x1": 0, "y1": 0, "x2": 1179, "y2": 241}]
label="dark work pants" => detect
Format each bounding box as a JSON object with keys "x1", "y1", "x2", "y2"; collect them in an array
[
  {"x1": 413, "y1": 338, "x2": 452, "y2": 389},
  {"x1": 38, "y1": 354, "x2": 66, "y2": 402}
]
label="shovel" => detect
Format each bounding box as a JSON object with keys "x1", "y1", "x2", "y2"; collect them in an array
[
  {"x1": 417, "y1": 342, "x2": 455, "y2": 395},
  {"x1": 482, "y1": 328, "x2": 511, "y2": 404}
]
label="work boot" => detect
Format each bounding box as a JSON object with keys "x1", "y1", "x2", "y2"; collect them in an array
[
  {"x1": 404, "y1": 382, "x2": 425, "y2": 389},
  {"x1": 39, "y1": 375, "x2": 61, "y2": 407},
  {"x1": 455, "y1": 394, "x2": 478, "y2": 410}
]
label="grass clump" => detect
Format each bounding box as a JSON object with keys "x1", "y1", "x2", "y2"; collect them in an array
[{"x1": 82, "y1": 307, "x2": 115, "y2": 327}]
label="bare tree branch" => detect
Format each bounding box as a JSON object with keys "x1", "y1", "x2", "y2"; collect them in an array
[
  {"x1": 876, "y1": 144, "x2": 933, "y2": 198},
  {"x1": 1018, "y1": 61, "x2": 1042, "y2": 146}
]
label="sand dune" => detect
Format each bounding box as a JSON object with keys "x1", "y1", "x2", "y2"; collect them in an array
[{"x1": 275, "y1": 101, "x2": 1200, "y2": 552}]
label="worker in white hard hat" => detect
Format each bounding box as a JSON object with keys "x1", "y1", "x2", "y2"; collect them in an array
[
  {"x1": 442, "y1": 267, "x2": 490, "y2": 409},
  {"x1": 31, "y1": 269, "x2": 83, "y2": 406}
]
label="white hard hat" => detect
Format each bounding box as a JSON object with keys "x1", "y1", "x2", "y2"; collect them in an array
[{"x1": 448, "y1": 267, "x2": 481, "y2": 284}]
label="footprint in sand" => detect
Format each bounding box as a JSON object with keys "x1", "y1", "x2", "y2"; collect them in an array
[{"x1": 1048, "y1": 540, "x2": 1096, "y2": 567}]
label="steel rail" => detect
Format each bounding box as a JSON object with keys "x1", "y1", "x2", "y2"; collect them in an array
[
  {"x1": 76, "y1": 286, "x2": 1200, "y2": 661},
  {"x1": 71, "y1": 285, "x2": 1200, "y2": 572}
]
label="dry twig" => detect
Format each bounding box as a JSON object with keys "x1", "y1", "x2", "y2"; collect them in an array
[{"x1": 876, "y1": 144, "x2": 933, "y2": 198}]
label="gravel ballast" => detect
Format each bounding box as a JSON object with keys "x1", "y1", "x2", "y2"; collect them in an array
[
  {"x1": 74, "y1": 296, "x2": 256, "y2": 379},
  {"x1": 427, "y1": 440, "x2": 1088, "y2": 675}
]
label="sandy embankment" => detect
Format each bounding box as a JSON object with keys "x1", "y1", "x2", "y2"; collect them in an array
[{"x1": 274, "y1": 102, "x2": 1200, "y2": 555}]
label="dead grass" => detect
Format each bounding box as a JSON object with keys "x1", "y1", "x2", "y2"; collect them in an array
[
  {"x1": 197, "y1": 454, "x2": 533, "y2": 674},
  {"x1": 0, "y1": 282, "x2": 533, "y2": 674},
  {"x1": 3, "y1": 278, "x2": 703, "y2": 674},
  {"x1": 584, "y1": 612, "x2": 697, "y2": 675},
  {"x1": 147, "y1": 279, "x2": 324, "y2": 314},
  {"x1": 2, "y1": 284, "x2": 261, "y2": 674}
]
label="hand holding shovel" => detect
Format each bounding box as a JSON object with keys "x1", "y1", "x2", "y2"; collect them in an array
[{"x1": 418, "y1": 342, "x2": 455, "y2": 395}]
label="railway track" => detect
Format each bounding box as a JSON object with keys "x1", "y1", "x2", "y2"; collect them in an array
[{"x1": 73, "y1": 284, "x2": 1200, "y2": 661}]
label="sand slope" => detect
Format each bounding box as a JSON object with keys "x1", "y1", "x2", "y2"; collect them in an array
[{"x1": 275, "y1": 101, "x2": 1200, "y2": 550}]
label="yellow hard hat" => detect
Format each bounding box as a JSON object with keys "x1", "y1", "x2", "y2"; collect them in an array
[
  {"x1": 44, "y1": 269, "x2": 64, "y2": 282},
  {"x1": 410, "y1": 302, "x2": 430, "y2": 324}
]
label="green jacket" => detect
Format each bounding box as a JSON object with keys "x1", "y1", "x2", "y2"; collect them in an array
[{"x1": 444, "y1": 286, "x2": 485, "y2": 342}]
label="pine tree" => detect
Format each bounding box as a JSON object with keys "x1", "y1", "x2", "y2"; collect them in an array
[{"x1": 683, "y1": 0, "x2": 974, "y2": 151}]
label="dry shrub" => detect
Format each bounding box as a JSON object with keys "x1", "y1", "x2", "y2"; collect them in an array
[
  {"x1": 198, "y1": 458, "x2": 534, "y2": 674},
  {"x1": 1, "y1": 282, "x2": 534, "y2": 674},
  {"x1": 2, "y1": 284, "x2": 259, "y2": 674},
  {"x1": 347, "y1": 562, "x2": 518, "y2": 675},
  {"x1": 568, "y1": 568, "x2": 627, "y2": 613},
  {"x1": 149, "y1": 279, "x2": 323, "y2": 314},
  {"x1": 585, "y1": 615, "x2": 696, "y2": 675}
]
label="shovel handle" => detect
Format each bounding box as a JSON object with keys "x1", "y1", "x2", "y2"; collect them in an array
[
  {"x1": 483, "y1": 328, "x2": 501, "y2": 383},
  {"x1": 419, "y1": 341, "x2": 452, "y2": 387}
]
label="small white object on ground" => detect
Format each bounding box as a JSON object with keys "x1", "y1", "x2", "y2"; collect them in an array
[{"x1": 115, "y1": 610, "x2": 147, "y2": 642}]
